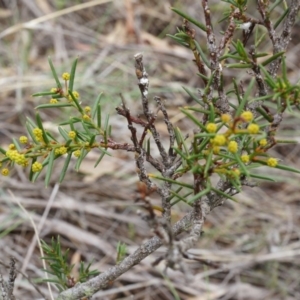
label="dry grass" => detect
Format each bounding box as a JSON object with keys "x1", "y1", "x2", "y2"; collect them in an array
[{"x1": 0, "y1": 1, "x2": 300, "y2": 299}]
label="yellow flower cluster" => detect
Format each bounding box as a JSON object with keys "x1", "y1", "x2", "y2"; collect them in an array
[
  {"x1": 82, "y1": 114, "x2": 90, "y2": 121},
  {"x1": 50, "y1": 98, "x2": 58, "y2": 104},
  {"x1": 241, "y1": 154, "x2": 250, "y2": 163},
  {"x1": 19, "y1": 136, "x2": 28, "y2": 144},
  {"x1": 247, "y1": 123, "x2": 260, "y2": 134},
  {"x1": 32, "y1": 162, "x2": 43, "y2": 172},
  {"x1": 241, "y1": 111, "x2": 253, "y2": 122},
  {"x1": 206, "y1": 123, "x2": 217, "y2": 133},
  {"x1": 68, "y1": 91, "x2": 80, "y2": 101},
  {"x1": 6, "y1": 150, "x2": 28, "y2": 166},
  {"x1": 221, "y1": 114, "x2": 231, "y2": 123},
  {"x1": 228, "y1": 141, "x2": 238, "y2": 153},
  {"x1": 267, "y1": 157, "x2": 278, "y2": 167},
  {"x1": 73, "y1": 150, "x2": 81, "y2": 157},
  {"x1": 213, "y1": 146, "x2": 220, "y2": 154},
  {"x1": 84, "y1": 106, "x2": 91, "y2": 113},
  {"x1": 55, "y1": 146, "x2": 68, "y2": 156},
  {"x1": 68, "y1": 131, "x2": 76, "y2": 139},
  {"x1": 259, "y1": 139, "x2": 267, "y2": 146},
  {"x1": 1, "y1": 168, "x2": 9, "y2": 176},
  {"x1": 33, "y1": 128, "x2": 43, "y2": 141},
  {"x1": 212, "y1": 135, "x2": 226, "y2": 146},
  {"x1": 62, "y1": 72, "x2": 70, "y2": 80}
]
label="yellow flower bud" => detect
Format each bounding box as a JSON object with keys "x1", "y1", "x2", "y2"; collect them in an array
[
  {"x1": 32, "y1": 162, "x2": 43, "y2": 173},
  {"x1": 82, "y1": 114, "x2": 90, "y2": 121},
  {"x1": 62, "y1": 72, "x2": 70, "y2": 80},
  {"x1": 228, "y1": 141, "x2": 238, "y2": 153},
  {"x1": 73, "y1": 150, "x2": 81, "y2": 157},
  {"x1": 213, "y1": 146, "x2": 220, "y2": 155},
  {"x1": 247, "y1": 123, "x2": 260, "y2": 134},
  {"x1": 206, "y1": 123, "x2": 217, "y2": 133},
  {"x1": 267, "y1": 157, "x2": 278, "y2": 167},
  {"x1": 241, "y1": 111, "x2": 253, "y2": 122},
  {"x1": 68, "y1": 131, "x2": 76, "y2": 139},
  {"x1": 50, "y1": 98, "x2": 58, "y2": 104},
  {"x1": 241, "y1": 155, "x2": 250, "y2": 163},
  {"x1": 1, "y1": 168, "x2": 9, "y2": 176},
  {"x1": 212, "y1": 135, "x2": 226, "y2": 146},
  {"x1": 259, "y1": 139, "x2": 267, "y2": 146},
  {"x1": 19, "y1": 136, "x2": 28, "y2": 144},
  {"x1": 221, "y1": 114, "x2": 231, "y2": 123}
]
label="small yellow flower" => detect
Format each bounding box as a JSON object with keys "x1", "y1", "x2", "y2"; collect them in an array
[
  {"x1": 241, "y1": 154, "x2": 250, "y2": 163},
  {"x1": 15, "y1": 153, "x2": 27, "y2": 166},
  {"x1": 8, "y1": 144, "x2": 15, "y2": 150},
  {"x1": 84, "y1": 106, "x2": 91, "y2": 113},
  {"x1": 1, "y1": 168, "x2": 9, "y2": 176},
  {"x1": 55, "y1": 146, "x2": 68, "y2": 155},
  {"x1": 68, "y1": 131, "x2": 76, "y2": 139},
  {"x1": 50, "y1": 87, "x2": 58, "y2": 93},
  {"x1": 241, "y1": 111, "x2": 253, "y2": 122},
  {"x1": 60, "y1": 146, "x2": 67, "y2": 155},
  {"x1": 73, "y1": 150, "x2": 81, "y2": 157},
  {"x1": 50, "y1": 98, "x2": 58, "y2": 104},
  {"x1": 19, "y1": 136, "x2": 28, "y2": 144},
  {"x1": 232, "y1": 168, "x2": 240, "y2": 176},
  {"x1": 212, "y1": 135, "x2": 226, "y2": 146},
  {"x1": 68, "y1": 91, "x2": 80, "y2": 101},
  {"x1": 72, "y1": 91, "x2": 80, "y2": 99},
  {"x1": 221, "y1": 114, "x2": 231, "y2": 123},
  {"x1": 228, "y1": 140, "x2": 238, "y2": 153},
  {"x1": 247, "y1": 123, "x2": 260, "y2": 134},
  {"x1": 33, "y1": 128, "x2": 43, "y2": 140},
  {"x1": 206, "y1": 123, "x2": 217, "y2": 133},
  {"x1": 213, "y1": 146, "x2": 220, "y2": 155},
  {"x1": 267, "y1": 157, "x2": 278, "y2": 167},
  {"x1": 259, "y1": 139, "x2": 267, "y2": 146},
  {"x1": 82, "y1": 114, "x2": 90, "y2": 121},
  {"x1": 62, "y1": 72, "x2": 70, "y2": 80},
  {"x1": 32, "y1": 162, "x2": 43, "y2": 173}
]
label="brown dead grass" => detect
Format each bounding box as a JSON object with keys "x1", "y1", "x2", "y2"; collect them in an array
[{"x1": 0, "y1": 1, "x2": 300, "y2": 299}]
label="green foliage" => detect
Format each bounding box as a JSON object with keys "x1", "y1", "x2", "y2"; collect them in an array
[
  {"x1": 41, "y1": 236, "x2": 99, "y2": 292},
  {"x1": 0, "y1": 58, "x2": 111, "y2": 186},
  {"x1": 116, "y1": 242, "x2": 127, "y2": 264}
]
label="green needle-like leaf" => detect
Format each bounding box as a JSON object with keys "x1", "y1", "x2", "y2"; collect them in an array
[
  {"x1": 36, "y1": 103, "x2": 73, "y2": 109},
  {"x1": 75, "y1": 148, "x2": 89, "y2": 171},
  {"x1": 36, "y1": 112, "x2": 50, "y2": 145},
  {"x1": 69, "y1": 58, "x2": 78, "y2": 92},
  {"x1": 274, "y1": 8, "x2": 289, "y2": 29},
  {"x1": 45, "y1": 149, "x2": 55, "y2": 187},
  {"x1": 48, "y1": 57, "x2": 62, "y2": 89},
  {"x1": 92, "y1": 92, "x2": 103, "y2": 119},
  {"x1": 261, "y1": 51, "x2": 285, "y2": 66},
  {"x1": 235, "y1": 77, "x2": 255, "y2": 117},
  {"x1": 180, "y1": 108, "x2": 207, "y2": 131},
  {"x1": 68, "y1": 90, "x2": 84, "y2": 113},
  {"x1": 33, "y1": 91, "x2": 59, "y2": 97},
  {"x1": 171, "y1": 8, "x2": 206, "y2": 32},
  {"x1": 249, "y1": 173, "x2": 276, "y2": 181},
  {"x1": 151, "y1": 175, "x2": 194, "y2": 189},
  {"x1": 188, "y1": 187, "x2": 211, "y2": 204},
  {"x1": 59, "y1": 152, "x2": 72, "y2": 183},
  {"x1": 194, "y1": 41, "x2": 210, "y2": 67}
]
